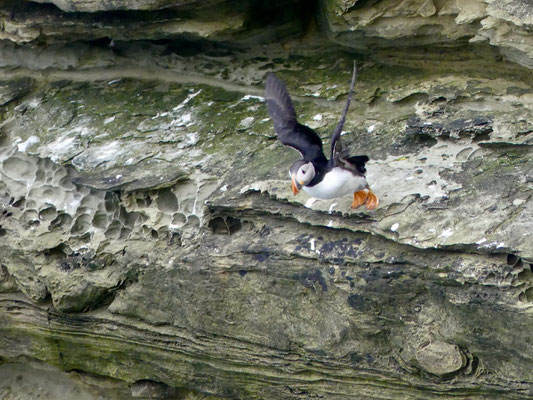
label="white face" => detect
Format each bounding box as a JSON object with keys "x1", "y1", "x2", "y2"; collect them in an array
[{"x1": 296, "y1": 162, "x2": 315, "y2": 185}]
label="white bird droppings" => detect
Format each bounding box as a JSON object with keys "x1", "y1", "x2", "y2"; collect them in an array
[
  {"x1": 305, "y1": 198, "x2": 317, "y2": 208},
  {"x1": 238, "y1": 117, "x2": 254, "y2": 129},
  {"x1": 309, "y1": 238, "x2": 321, "y2": 255},
  {"x1": 242, "y1": 94, "x2": 265, "y2": 101},
  {"x1": 513, "y1": 199, "x2": 525, "y2": 206},
  {"x1": 16, "y1": 136, "x2": 40, "y2": 153},
  {"x1": 391, "y1": 223, "x2": 399, "y2": 232},
  {"x1": 439, "y1": 228, "x2": 453, "y2": 239}
]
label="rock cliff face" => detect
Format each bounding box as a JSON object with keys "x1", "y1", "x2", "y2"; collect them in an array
[{"x1": 1, "y1": 0, "x2": 533, "y2": 399}]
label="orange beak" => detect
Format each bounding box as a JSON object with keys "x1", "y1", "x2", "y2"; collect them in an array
[{"x1": 291, "y1": 175, "x2": 300, "y2": 195}]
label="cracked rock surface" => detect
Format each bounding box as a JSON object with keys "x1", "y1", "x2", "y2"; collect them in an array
[{"x1": 1, "y1": 0, "x2": 533, "y2": 399}]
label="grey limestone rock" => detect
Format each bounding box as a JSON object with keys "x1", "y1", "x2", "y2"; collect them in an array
[{"x1": 321, "y1": 0, "x2": 533, "y2": 69}]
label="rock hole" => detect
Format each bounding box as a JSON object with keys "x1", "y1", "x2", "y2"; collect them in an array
[
  {"x1": 506, "y1": 254, "x2": 523, "y2": 268},
  {"x1": 123, "y1": 211, "x2": 140, "y2": 228},
  {"x1": 431, "y1": 96, "x2": 447, "y2": 104},
  {"x1": 522, "y1": 287, "x2": 533, "y2": 303},
  {"x1": 49, "y1": 213, "x2": 73, "y2": 230},
  {"x1": 71, "y1": 214, "x2": 92, "y2": 235},
  {"x1": 168, "y1": 232, "x2": 181, "y2": 246},
  {"x1": 59, "y1": 175, "x2": 75, "y2": 190},
  {"x1": 52, "y1": 165, "x2": 67, "y2": 179},
  {"x1": 455, "y1": 147, "x2": 473, "y2": 162},
  {"x1": 44, "y1": 243, "x2": 70, "y2": 258},
  {"x1": 156, "y1": 188, "x2": 179, "y2": 213},
  {"x1": 171, "y1": 213, "x2": 187, "y2": 226},
  {"x1": 208, "y1": 217, "x2": 226, "y2": 234},
  {"x1": 42, "y1": 158, "x2": 54, "y2": 171},
  {"x1": 78, "y1": 232, "x2": 92, "y2": 244},
  {"x1": 187, "y1": 215, "x2": 200, "y2": 229},
  {"x1": 395, "y1": 92, "x2": 429, "y2": 105},
  {"x1": 135, "y1": 195, "x2": 152, "y2": 208},
  {"x1": 225, "y1": 216, "x2": 242, "y2": 234},
  {"x1": 12, "y1": 197, "x2": 25, "y2": 208},
  {"x1": 208, "y1": 216, "x2": 242, "y2": 235},
  {"x1": 104, "y1": 220, "x2": 122, "y2": 239},
  {"x1": 28, "y1": 185, "x2": 58, "y2": 200},
  {"x1": 507, "y1": 254, "x2": 518, "y2": 265},
  {"x1": 104, "y1": 192, "x2": 117, "y2": 212},
  {"x1": 151, "y1": 229, "x2": 158, "y2": 239},
  {"x1": 472, "y1": 132, "x2": 491, "y2": 143},
  {"x1": 157, "y1": 227, "x2": 169, "y2": 239},
  {"x1": 92, "y1": 211, "x2": 109, "y2": 229},
  {"x1": 35, "y1": 169, "x2": 46, "y2": 183},
  {"x1": 21, "y1": 209, "x2": 39, "y2": 225},
  {"x1": 39, "y1": 206, "x2": 57, "y2": 222},
  {"x1": 242, "y1": 221, "x2": 255, "y2": 230},
  {"x1": 120, "y1": 227, "x2": 132, "y2": 240},
  {"x1": 3, "y1": 156, "x2": 34, "y2": 181},
  {"x1": 0, "y1": 226, "x2": 5, "y2": 237}
]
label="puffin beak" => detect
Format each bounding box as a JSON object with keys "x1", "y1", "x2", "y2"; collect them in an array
[{"x1": 291, "y1": 175, "x2": 301, "y2": 195}]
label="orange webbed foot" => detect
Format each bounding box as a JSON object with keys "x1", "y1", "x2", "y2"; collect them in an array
[
  {"x1": 365, "y1": 189, "x2": 379, "y2": 210},
  {"x1": 351, "y1": 190, "x2": 369, "y2": 209}
]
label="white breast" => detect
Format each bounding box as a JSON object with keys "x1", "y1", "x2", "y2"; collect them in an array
[{"x1": 303, "y1": 168, "x2": 367, "y2": 199}]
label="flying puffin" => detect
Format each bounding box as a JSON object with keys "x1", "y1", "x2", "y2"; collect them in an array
[{"x1": 265, "y1": 63, "x2": 379, "y2": 210}]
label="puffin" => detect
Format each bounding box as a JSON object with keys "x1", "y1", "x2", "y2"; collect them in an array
[{"x1": 265, "y1": 63, "x2": 379, "y2": 210}]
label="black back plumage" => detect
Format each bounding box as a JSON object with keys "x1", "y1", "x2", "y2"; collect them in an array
[{"x1": 345, "y1": 155, "x2": 369, "y2": 174}]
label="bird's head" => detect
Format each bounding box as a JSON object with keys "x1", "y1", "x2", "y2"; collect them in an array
[{"x1": 289, "y1": 160, "x2": 315, "y2": 195}]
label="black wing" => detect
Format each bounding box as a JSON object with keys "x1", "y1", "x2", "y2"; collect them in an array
[
  {"x1": 265, "y1": 73, "x2": 326, "y2": 162},
  {"x1": 330, "y1": 62, "x2": 358, "y2": 163},
  {"x1": 345, "y1": 155, "x2": 369, "y2": 175}
]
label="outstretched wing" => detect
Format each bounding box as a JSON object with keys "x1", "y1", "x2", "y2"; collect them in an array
[
  {"x1": 265, "y1": 73, "x2": 325, "y2": 162},
  {"x1": 330, "y1": 62, "x2": 358, "y2": 163}
]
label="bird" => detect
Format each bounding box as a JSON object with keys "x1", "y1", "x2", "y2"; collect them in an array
[{"x1": 264, "y1": 63, "x2": 379, "y2": 210}]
